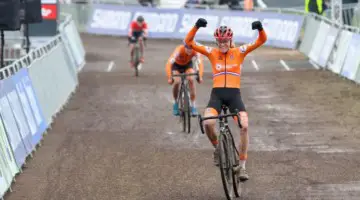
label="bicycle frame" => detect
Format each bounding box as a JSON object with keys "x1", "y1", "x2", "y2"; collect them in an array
[{"x1": 172, "y1": 72, "x2": 199, "y2": 133}]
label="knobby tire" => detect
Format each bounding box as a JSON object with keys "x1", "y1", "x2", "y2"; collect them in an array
[
  {"x1": 219, "y1": 133, "x2": 235, "y2": 200},
  {"x1": 184, "y1": 83, "x2": 191, "y2": 133}
]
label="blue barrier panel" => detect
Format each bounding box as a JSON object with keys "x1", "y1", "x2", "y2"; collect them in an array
[
  {"x1": 0, "y1": 77, "x2": 30, "y2": 167},
  {"x1": 12, "y1": 68, "x2": 48, "y2": 147},
  {"x1": 86, "y1": 4, "x2": 304, "y2": 49}
]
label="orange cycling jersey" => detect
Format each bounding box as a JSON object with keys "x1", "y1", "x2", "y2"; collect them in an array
[
  {"x1": 165, "y1": 45, "x2": 204, "y2": 79},
  {"x1": 184, "y1": 26, "x2": 267, "y2": 88}
]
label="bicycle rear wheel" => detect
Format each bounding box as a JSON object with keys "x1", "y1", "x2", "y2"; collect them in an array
[
  {"x1": 134, "y1": 46, "x2": 140, "y2": 77},
  {"x1": 218, "y1": 133, "x2": 235, "y2": 200}
]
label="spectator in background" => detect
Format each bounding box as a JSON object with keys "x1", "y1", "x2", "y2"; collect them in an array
[
  {"x1": 138, "y1": 0, "x2": 154, "y2": 7},
  {"x1": 305, "y1": 0, "x2": 329, "y2": 15}
]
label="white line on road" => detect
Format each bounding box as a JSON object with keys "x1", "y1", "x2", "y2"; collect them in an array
[
  {"x1": 280, "y1": 59, "x2": 291, "y2": 71},
  {"x1": 106, "y1": 61, "x2": 115, "y2": 72},
  {"x1": 257, "y1": 0, "x2": 267, "y2": 8},
  {"x1": 251, "y1": 60, "x2": 259, "y2": 71}
]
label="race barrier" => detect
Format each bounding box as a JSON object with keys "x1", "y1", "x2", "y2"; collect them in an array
[
  {"x1": 299, "y1": 11, "x2": 360, "y2": 84},
  {"x1": 0, "y1": 13, "x2": 86, "y2": 199},
  {"x1": 86, "y1": 4, "x2": 305, "y2": 49}
]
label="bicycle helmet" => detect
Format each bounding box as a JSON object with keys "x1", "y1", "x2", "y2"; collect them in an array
[
  {"x1": 136, "y1": 15, "x2": 144, "y2": 23},
  {"x1": 214, "y1": 26, "x2": 233, "y2": 41}
]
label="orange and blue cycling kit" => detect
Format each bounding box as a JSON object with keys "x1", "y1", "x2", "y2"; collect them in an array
[
  {"x1": 184, "y1": 25, "x2": 267, "y2": 115},
  {"x1": 184, "y1": 26, "x2": 267, "y2": 89},
  {"x1": 165, "y1": 45, "x2": 204, "y2": 79}
]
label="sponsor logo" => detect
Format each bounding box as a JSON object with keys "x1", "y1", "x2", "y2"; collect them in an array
[{"x1": 41, "y1": 4, "x2": 57, "y2": 20}]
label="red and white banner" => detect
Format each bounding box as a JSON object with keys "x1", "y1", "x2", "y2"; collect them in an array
[{"x1": 41, "y1": 4, "x2": 57, "y2": 20}]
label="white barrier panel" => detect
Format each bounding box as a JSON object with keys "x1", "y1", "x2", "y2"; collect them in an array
[
  {"x1": 317, "y1": 25, "x2": 339, "y2": 67},
  {"x1": 356, "y1": 63, "x2": 360, "y2": 84},
  {"x1": 299, "y1": 16, "x2": 321, "y2": 56},
  {"x1": 328, "y1": 30, "x2": 353, "y2": 74},
  {"x1": 308, "y1": 21, "x2": 331, "y2": 67},
  {"x1": 340, "y1": 33, "x2": 360, "y2": 81}
]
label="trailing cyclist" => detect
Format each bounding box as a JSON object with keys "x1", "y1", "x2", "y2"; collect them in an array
[
  {"x1": 184, "y1": 18, "x2": 267, "y2": 181},
  {"x1": 165, "y1": 44, "x2": 204, "y2": 116},
  {"x1": 128, "y1": 15, "x2": 148, "y2": 68}
]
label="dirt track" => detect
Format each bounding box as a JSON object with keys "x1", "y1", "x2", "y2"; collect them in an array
[{"x1": 4, "y1": 34, "x2": 360, "y2": 200}]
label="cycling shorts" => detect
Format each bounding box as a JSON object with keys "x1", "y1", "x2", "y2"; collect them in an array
[
  {"x1": 171, "y1": 60, "x2": 193, "y2": 74},
  {"x1": 129, "y1": 31, "x2": 143, "y2": 43},
  {"x1": 206, "y1": 88, "x2": 246, "y2": 115}
]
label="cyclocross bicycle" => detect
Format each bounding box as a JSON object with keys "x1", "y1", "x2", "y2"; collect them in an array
[
  {"x1": 198, "y1": 105, "x2": 244, "y2": 200},
  {"x1": 172, "y1": 71, "x2": 199, "y2": 133},
  {"x1": 131, "y1": 37, "x2": 146, "y2": 77}
]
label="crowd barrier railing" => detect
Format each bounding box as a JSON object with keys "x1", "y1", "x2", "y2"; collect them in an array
[{"x1": 0, "y1": 13, "x2": 86, "y2": 199}]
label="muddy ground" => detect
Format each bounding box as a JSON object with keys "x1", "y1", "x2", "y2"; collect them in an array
[{"x1": 4, "y1": 34, "x2": 360, "y2": 200}]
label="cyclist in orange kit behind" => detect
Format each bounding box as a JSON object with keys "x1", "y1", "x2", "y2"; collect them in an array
[
  {"x1": 165, "y1": 43, "x2": 204, "y2": 116},
  {"x1": 184, "y1": 18, "x2": 267, "y2": 181}
]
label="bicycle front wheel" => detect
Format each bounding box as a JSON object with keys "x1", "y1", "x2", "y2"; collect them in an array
[
  {"x1": 184, "y1": 85, "x2": 191, "y2": 133},
  {"x1": 227, "y1": 128, "x2": 242, "y2": 197},
  {"x1": 218, "y1": 133, "x2": 235, "y2": 200}
]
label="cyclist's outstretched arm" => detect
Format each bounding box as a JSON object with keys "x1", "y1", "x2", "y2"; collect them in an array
[
  {"x1": 165, "y1": 46, "x2": 180, "y2": 79},
  {"x1": 196, "y1": 53, "x2": 204, "y2": 79},
  {"x1": 128, "y1": 21, "x2": 134, "y2": 37},
  {"x1": 240, "y1": 28, "x2": 267, "y2": 56},
  {"x1": 184, "y1": 26, "x2": 212, "y2": 58},
  {"x1": 142, "y1": 22, "x2": 149, "y2": 37}
]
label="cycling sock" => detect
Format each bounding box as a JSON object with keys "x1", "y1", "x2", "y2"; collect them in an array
[
  {"x1": 240, "y1": 153, "x2": 247, "y2": 168},
  {"x1": 211, "y1": 140, "x2": 218, "y2": 147},
  {"x1": 191, "y1": 101, "x2": 196, "y2": 107},
  {"x1": 240, "y1": 160, "x2": 246, "y2": 169}
]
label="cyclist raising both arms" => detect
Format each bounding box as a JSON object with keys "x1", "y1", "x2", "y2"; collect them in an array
[
  {"x1": 128, "y1": 15, "x2": 148, "y2": 68},
  {"x1": 165, "y1": 43, "x2": 204, "y2": 116},
  {"x1": 184, "y1": 18, "x2": 267, "y2": 181}
]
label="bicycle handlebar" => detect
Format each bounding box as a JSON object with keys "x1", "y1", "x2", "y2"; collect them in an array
[
  {"x1": 171, "y1": 72, "x2": 199, "y2": 77},
  {"x1": 198, "y1": 109, "x2": 242, "y2": 134}
]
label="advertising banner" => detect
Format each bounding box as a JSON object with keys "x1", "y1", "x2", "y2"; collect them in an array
[
  {"x1": 12, "y1": 69, "x2": 47, "y2": 147},
  {"x1": 0, "y1": 78, "x2": 29, "y2": 167},
  {"x1": 86, "y1": 5, "x2": 304, "y2": 49}
]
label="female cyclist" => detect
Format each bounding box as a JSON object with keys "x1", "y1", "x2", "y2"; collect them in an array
[{"x1": 184, "y1": 18, "x2": 267, "y2": 181}]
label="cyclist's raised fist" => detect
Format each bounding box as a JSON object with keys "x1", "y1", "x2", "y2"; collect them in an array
[
  {"x1": 252, "y1": 21, "x2": 263, "y2": 31},
  {"x1": 195, "y1": 18, "x2": 207, "y2": 28}
]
